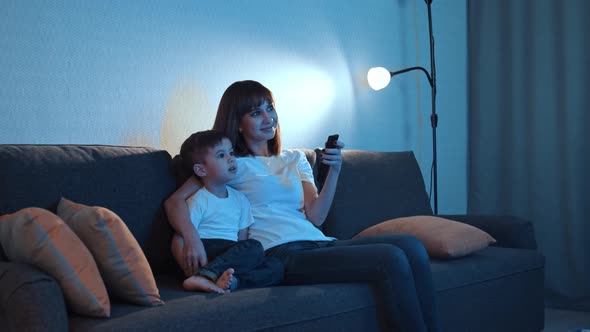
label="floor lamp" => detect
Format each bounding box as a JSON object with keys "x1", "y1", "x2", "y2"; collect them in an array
[{"x1": 367, "y1": 0, "x2": 438, "y2": 214}]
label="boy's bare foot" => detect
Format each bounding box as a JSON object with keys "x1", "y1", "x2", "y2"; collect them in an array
[
  {"x1": 215, "y1": 268, "x2": 235, "y2": 291},
  {"x1": 183, "y1": 275, "x2": 225, "y2": 294}
]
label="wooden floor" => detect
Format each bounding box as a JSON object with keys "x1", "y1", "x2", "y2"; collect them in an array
[{"x1": 544, "y1": 308, "x2": 590, "y2": 332}]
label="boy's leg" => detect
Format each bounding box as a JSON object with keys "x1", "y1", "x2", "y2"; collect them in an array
[
  {"x1": 201, "y1": 239, "x2": 236, "y2": 259},
  {"x1": 197, "y1": 239, "x2": 236, "y2": 281},
  {"x1": 232, "y1": 257, "x2": 284, "y2": 289},
  {"x1": 199, "y1": 239, "x2": 265, "y2": 281},
  {"x1": 182, "y1": 239, "x2": 235, "y2": 293},
  {"x1": 171, "y1": 234, "x2": 234, "y2": 277}
]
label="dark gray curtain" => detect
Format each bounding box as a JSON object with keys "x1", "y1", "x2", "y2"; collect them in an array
[{"x1": 468, "y1": 0, "x2": 590, "y2": 311}]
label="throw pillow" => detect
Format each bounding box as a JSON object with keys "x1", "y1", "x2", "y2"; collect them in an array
[
  {"x1": 57, "y1": 198, "x2": 163, "y2": 306},
  {"x1": 354, "y1": 215, "x2": 496, "y2": 258},
  {"x1": 0, "y1": 207, "x2": 110, "y2": 317}
]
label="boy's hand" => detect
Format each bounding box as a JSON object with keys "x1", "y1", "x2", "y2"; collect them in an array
[{"x1": 184, "y1": 236, "x2": 208, "y2": 275}]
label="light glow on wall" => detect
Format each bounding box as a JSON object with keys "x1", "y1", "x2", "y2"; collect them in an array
[
  {"x1": 155, "y1": 31, "x2": 354, "y2": 153},
  {"x1": 271, "y1": 66, "x2": 336, "y2": 131}
]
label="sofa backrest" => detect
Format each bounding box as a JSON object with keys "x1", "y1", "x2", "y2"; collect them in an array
[
  {"x1": 322, "y1": 150, "x2": 433, "y2": 240},
  {"x1": 0, "y1": 145, "x2": 177, "y2": 273}
]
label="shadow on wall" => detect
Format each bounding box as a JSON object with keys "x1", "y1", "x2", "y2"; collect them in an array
[
  {"x1": 122, "y1": 81, "x2": 214, "y2": 155},
  {"x1": 159, "y1": 82, "x2": 215, "y2": 156},
  {"x1": 160, "y1": 82, "x2": 214, "y2": 155}
]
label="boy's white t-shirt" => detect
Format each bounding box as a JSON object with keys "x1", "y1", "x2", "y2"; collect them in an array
[
  {"x1": 186, "y1": 186, "x2": 253, "y2": 241},
  {"x1": 229, "y1": 149, "x2": 335, "y2": 250}
]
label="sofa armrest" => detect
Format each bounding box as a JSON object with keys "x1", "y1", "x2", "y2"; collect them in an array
[
  {"x1": 0, "y1": 261, "x2": 68, "y2": 332},
  {"x1": 439, "y1": 214, "x2": 538, "y2": 250}
]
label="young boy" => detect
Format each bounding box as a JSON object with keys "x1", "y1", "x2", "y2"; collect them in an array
[{"x1": 173, "y1": 130, "x2": 283, "y2": 293}]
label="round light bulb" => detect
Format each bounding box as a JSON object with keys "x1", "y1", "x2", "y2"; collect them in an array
[{"x1": 367, "y1": 67, "x2": 391, "y2": 90}]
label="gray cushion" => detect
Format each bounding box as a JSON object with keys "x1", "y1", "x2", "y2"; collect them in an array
[
  {"x1": 0, "y1": 145, "x2": 177, "y2": 273},
  {"x1": 323, "y1": 150, "x2": 433, "y2": 240}
]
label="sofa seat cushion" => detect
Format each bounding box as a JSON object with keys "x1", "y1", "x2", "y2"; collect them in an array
[
  {"x1": 431, "y1": 246, "x2": 545, "y2": 332},
  {"x1": 68, "y1": 275, "x2": 379, "y2": 332},
  {"x1": 430, "y1": 246, "x2": 544, "y2": 292},
  {"x1": 0, "y1": 262, "x2": 69, "y2": 332}
]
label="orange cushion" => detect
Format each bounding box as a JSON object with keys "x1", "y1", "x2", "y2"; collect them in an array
[
  {"x1": 57, "y1": 198, "x2": 163, "y2": 306},
  {"x1": 354, "y1": 215, "x2": 496, "y2": 258},
  {"x1": 0, "y1": 208, "x2": 110, "y2": 317}
]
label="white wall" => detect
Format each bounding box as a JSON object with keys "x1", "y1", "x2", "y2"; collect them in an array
[{"x1": 0, "y1": 0, "x2": 467, "y2": 214}]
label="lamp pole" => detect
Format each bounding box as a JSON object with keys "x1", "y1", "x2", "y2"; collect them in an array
[
  {"x1": 367, "y1": 0, "x2": 438, "y2": 213},
  {"x1": 426, "y1": 0, "x2": 437, "y2": 215},
  {"x1": 389, "y1": 67, "x2": 437, "y2": 215}
]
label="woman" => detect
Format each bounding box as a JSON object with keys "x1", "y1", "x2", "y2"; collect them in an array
[{"x1": 165, "y1": 80, "x2": 438, "y2": 332}]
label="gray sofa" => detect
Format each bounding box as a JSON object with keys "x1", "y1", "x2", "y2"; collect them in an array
[{"x1": 0, "y1": 144, "x2": 545, "y2": 332}]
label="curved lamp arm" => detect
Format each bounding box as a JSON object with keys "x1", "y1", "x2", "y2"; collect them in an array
[
  {"x1": 390, "y1": 66, "x2": 433, "y2": 86},
  {"x1": 367, "y1": 66, "x2": 432, "y2": 90}
]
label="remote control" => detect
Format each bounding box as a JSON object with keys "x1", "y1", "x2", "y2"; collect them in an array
[
  {"x1": 325, "y1": 134, "x2": 339, "y2": 149},
  {"x1": 317, "y1": 134, "x2": 339, "y2": 190}
]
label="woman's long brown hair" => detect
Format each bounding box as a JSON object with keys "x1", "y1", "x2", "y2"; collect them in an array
[{"x1": 212, "y1": 80, "x2": 281, "y2": 156}]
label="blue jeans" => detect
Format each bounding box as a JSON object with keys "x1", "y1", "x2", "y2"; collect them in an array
[
  {"x1": 265, "y1": 235, "x2": 438, "y2": 332},
  {"x1": 201, "y1": 239, "x2": 283, "y2": 289}
]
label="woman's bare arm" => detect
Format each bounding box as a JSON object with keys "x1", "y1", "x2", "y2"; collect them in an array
[
  {"x1": 303, "y1": 142, "x2": 344, "y2": 226},
  {"x1": 164, "y1": 176, "x2": 204, "y2": 275}
]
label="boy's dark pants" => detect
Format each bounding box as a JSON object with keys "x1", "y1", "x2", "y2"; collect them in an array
[{"x1": 199, "y1": 238, "x2": 283, "y2": 289}]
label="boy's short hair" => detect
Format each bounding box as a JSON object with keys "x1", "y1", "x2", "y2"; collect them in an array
[{"x1": 180, "y1": 130, "x2": 227, "y2": 174}]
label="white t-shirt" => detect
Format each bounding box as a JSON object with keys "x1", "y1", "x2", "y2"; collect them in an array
[
  {"x1": 229, "y1": 149, "x2": 335, "y2": 250},
  {"x1": 186, "y1": 186, "x2": 253, "y2": 241}
]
